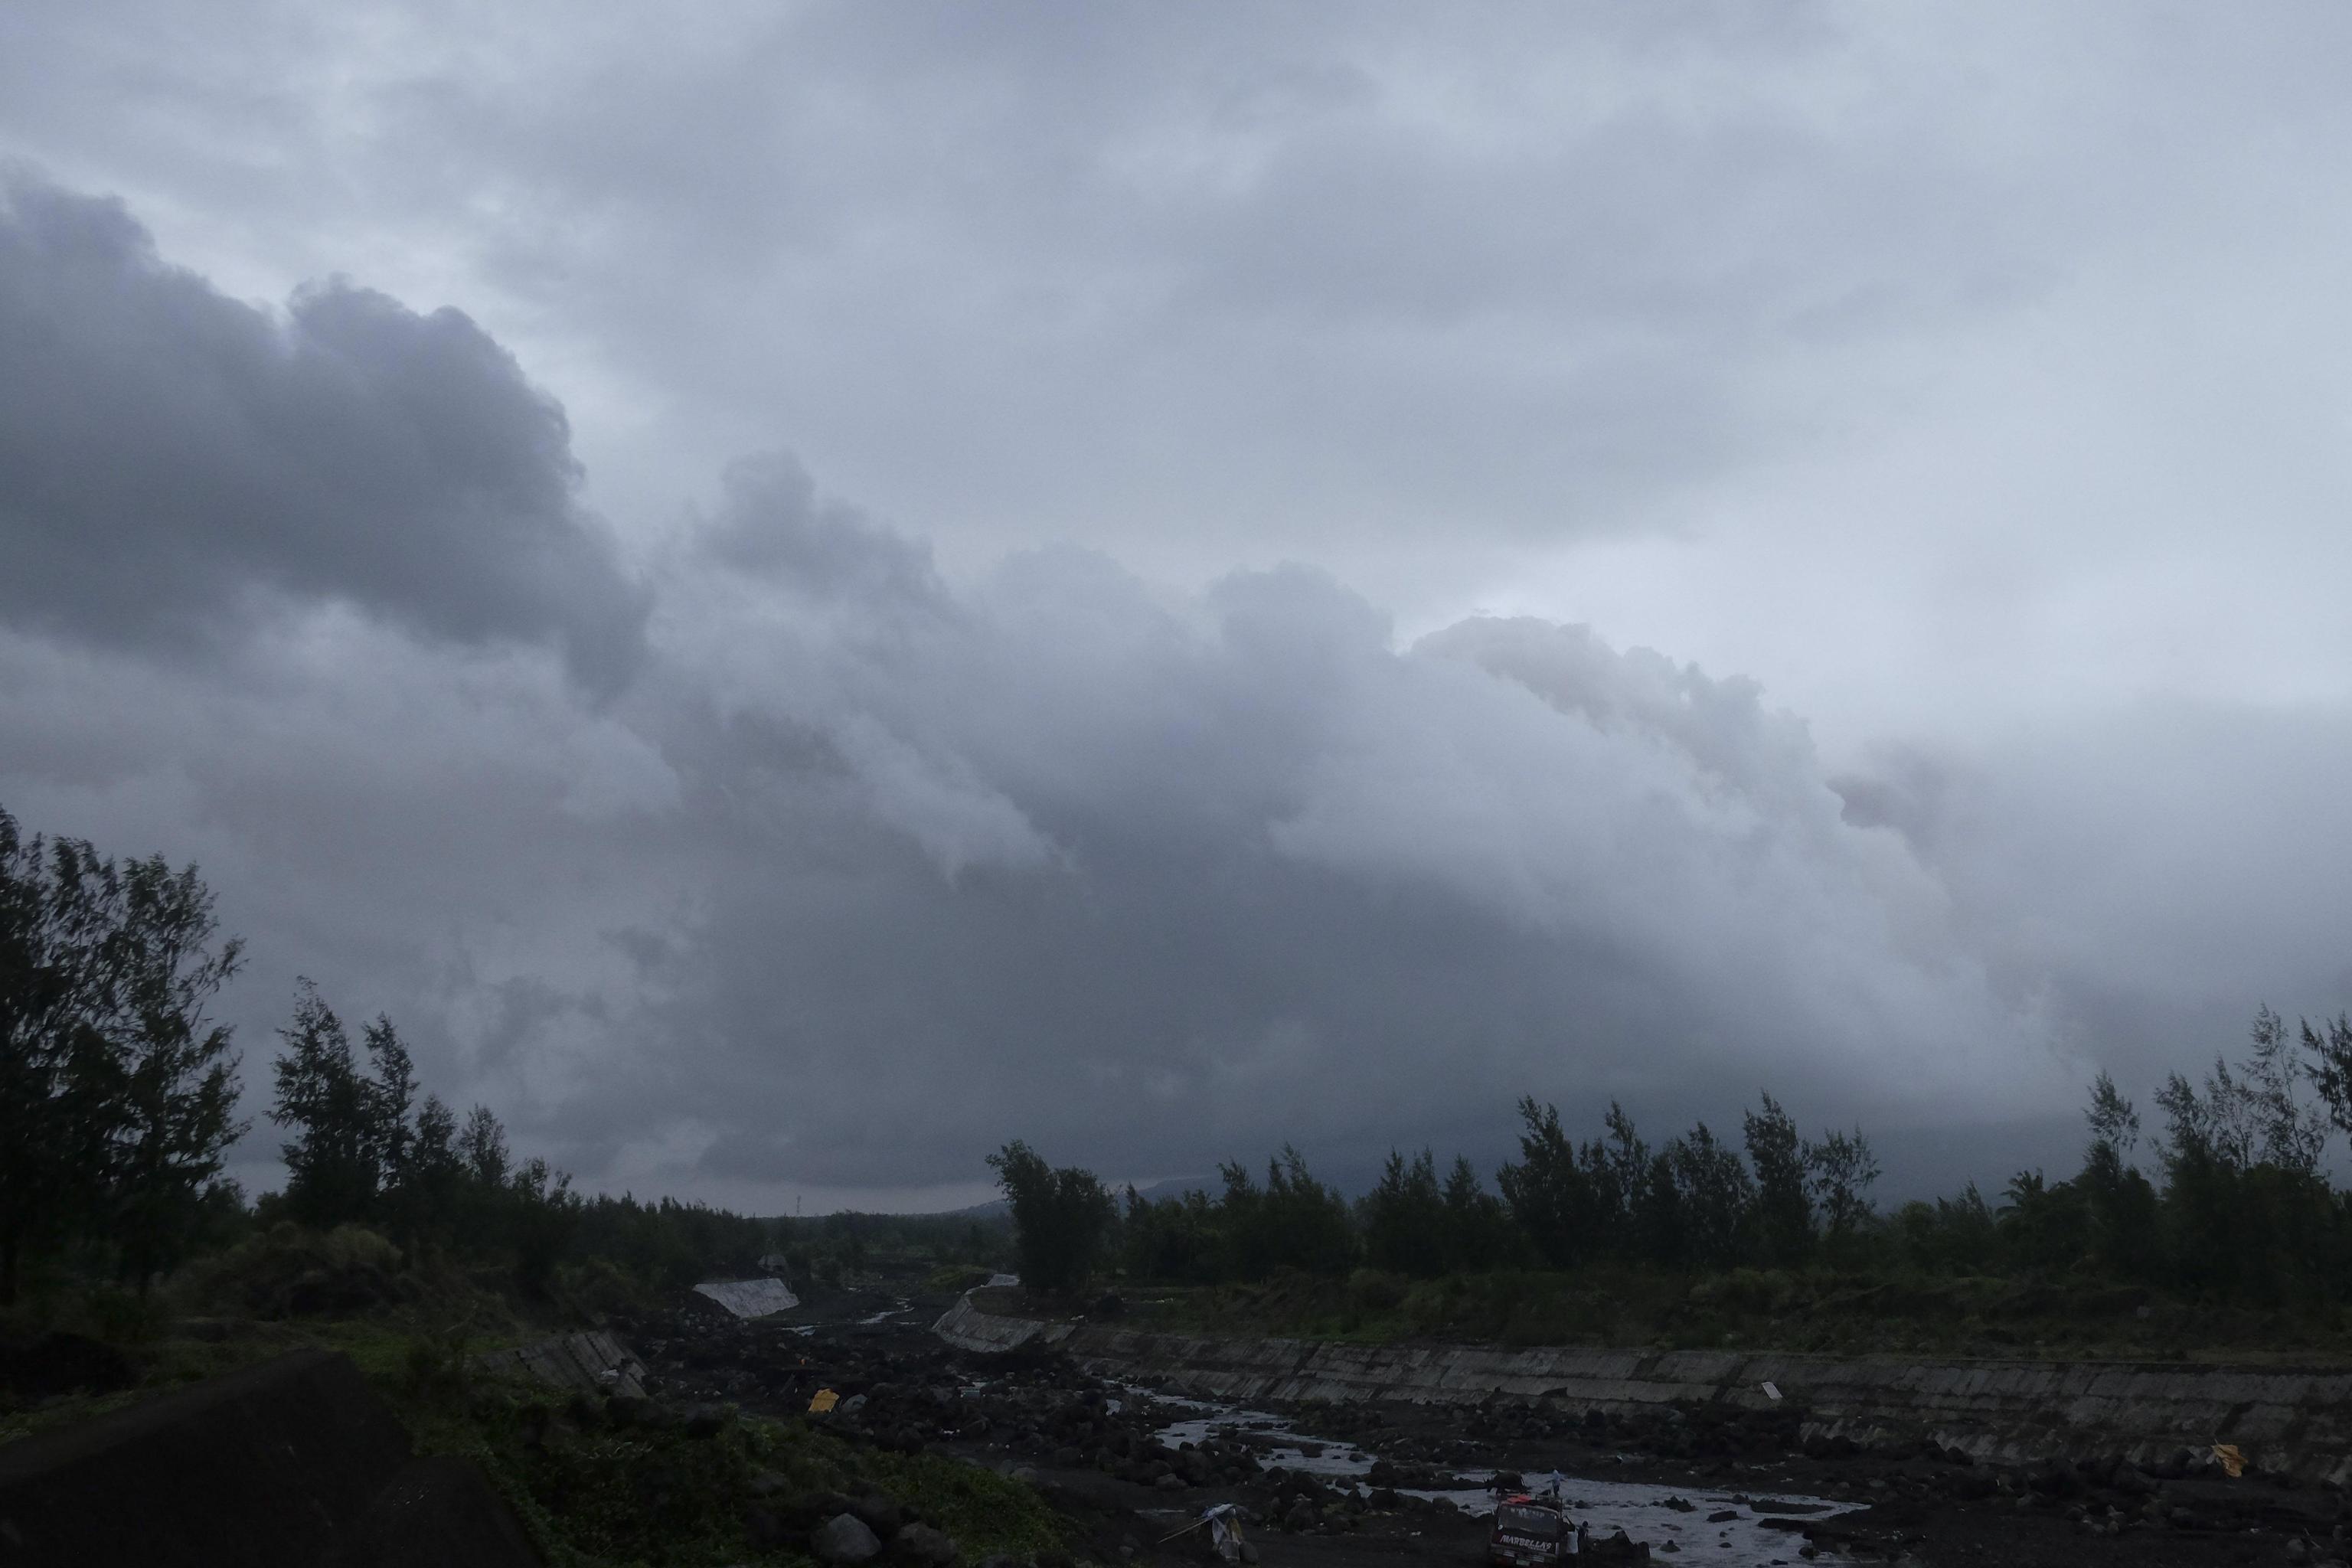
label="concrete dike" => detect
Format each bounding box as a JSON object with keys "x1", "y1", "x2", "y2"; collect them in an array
[{"x1": 933, "y1": 1295, "x2": 2352, "y2": 1484}]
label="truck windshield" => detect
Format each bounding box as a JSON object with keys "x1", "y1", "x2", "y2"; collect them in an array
[{"x1": 1495, "y1": 1505, "x2": 1564, "y2": 1537}]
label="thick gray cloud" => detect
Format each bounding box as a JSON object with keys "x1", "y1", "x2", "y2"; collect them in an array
[
  {"x1": 606, "y1": 522, "x2": 2069, "y2": 1194},
  {"x1": 0, "y1": 173, "x2": 645, "y2": 691},
  {"x1": 6, "y1": 7, "x2": 2352, "y2": 1208},
  {"x1": 0, "y1": 490, "x2": 2065, "y2": 1204},
  {"x1": 9, "y1": 2, "x2": 2348, "y2": 748},
  {"x1": 0, "y1": 170, "x2": 2077, "y2": 1199}
]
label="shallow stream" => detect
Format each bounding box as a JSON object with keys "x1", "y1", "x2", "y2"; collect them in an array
[{"x1": 1145, "y1": 1392, "x2": 1857, "y2": 1566}]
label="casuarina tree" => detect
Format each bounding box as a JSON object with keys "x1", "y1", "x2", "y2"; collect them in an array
[
  {"x1": 988, "y1": 1140, "x2": 1115, "y2": 1297},
  {"x1": 0, "y1": 805, "x2": 245, "y2": 1302},
  {"x1": 1743, "y1": 1092, "x2": 1814, "y2": 1266}
]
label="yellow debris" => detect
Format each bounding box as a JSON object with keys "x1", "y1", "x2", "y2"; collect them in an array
[
  {"x1": 809, "y1": 1387, "x2": 840, "y2": 1414},
  {"x1": 2213, "y1": 1443, "x2": 2246, "y2": 1478}
]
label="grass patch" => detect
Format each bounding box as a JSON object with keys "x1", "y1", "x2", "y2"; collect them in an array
[
  {"x1": 394, "y1": 1370, "x2": 1070, "y2": 1568},
  {"x1": 860, "y1": 1447, "x2": 1069, "y2": 1559}
]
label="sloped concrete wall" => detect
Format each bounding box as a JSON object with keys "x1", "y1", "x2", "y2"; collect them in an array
[
  {"x1": 937, "y1": 1302, "x2": 2352, "y2": 1483},
  {"x1": 474, "y1": 1329, "x2": 645, "y2": 1398},
  {"x1": 693, "y1": 1279, "x2": 800, "y2": 1318},
  {"x1": 933, "y1": 1295, "x2": 1075, "y2": 1354}
]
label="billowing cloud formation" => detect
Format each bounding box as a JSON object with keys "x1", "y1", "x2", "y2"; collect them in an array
[
  {"x1": 603, "y1": 502, "x2": 2066, "y2": 1193},
  {"x1": 0, "y1": 174, "x2": 645, "y2": 692},
  {"x1": 0, "y1": 168, "x2": 2073, "y2": 1201},
  {"x1": 17, "y1": 172, "x2": 2345, "y2": 1211}
]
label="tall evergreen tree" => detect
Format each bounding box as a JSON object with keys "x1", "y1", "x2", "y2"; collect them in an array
[
  {"x1": 1439, "y1": 1155, "x2": 1516, "y2": 1272},
  {"x1": 0, "y1": 815, "x2": 119, "y2": 1302},
  {"x1": 270, "y1": 982, "x2": 383, "y2": 1228},
  {"x1": 2078, "y1": 1075, "x2": 2160, "y2": 1279},
  {"x1": 103, "y1": 852, "x2": 247, "y2": 1290},
  {"x1": 1805, "y1": 1127, "x2": 1880, "y2": 1257},
  {"x1": 988, "y1": 1140, "x2": 1116, "y2": 1295},
  {"x1": 1498, "y1": 1097, "x2": 1596, "y2": 1269},
  {"x1": 2300, "y1": 1013, "x2": 2352, "y2": 1145},
  {"x1": 1666, "y1": 1122, "x2": 1753, "y2": 1269},
  {"x1": 1743, "y1": 1092, "x2": 1814, "y2": 1266},
  {"x1": 0, "y1": 808, "x2": 244, "y2": 1301},
  {"x1": 1364, "y1": 1148, "x2": 1447, "y2": 1278}
]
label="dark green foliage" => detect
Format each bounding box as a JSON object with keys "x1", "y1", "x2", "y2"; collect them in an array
[
  {"x1": 1363, "y1": 1148, "x2": 1447, "y2": 1277},
  {"x1": 269, "y1": 983, "x2": 586, "y2": 1295},
  {"x1": 988, "y1": 1140, "x2": 1116, "y2": 1296},
  {"x1": 1120, "y1": 1185, "x2": 1222, "y2": 1282},
  {"x1": 1805, "y1": 1127, "x2": 1880, "y2": 1260},
  {"x1": 1890, "y1": 1183, "x2": 1998, "y2": 1275},
  {"x1": 1743, "y1": 1092, "x2": 1813, "y2": 1266},
  {"x1": 1632, "y1": 1149, "x2": 1684, "y2": 1267},
  {"x1": 1115, "y1": 1147, "x2": 1374, "y2": 1279},
  {"x1": 1217, "y1": 1146, "x2": 1357, "y2": 1279},
  {"x1": 1496, "y1": 1097, "x2": 1595, "y2": 1269},
  {"x1": 0, "y1": 805, "x2": 246, "y2": 1302},
  {"x1": 2299, "y1": 1013, "x2": 2352, "y2": 1136},
  {"x1": 1115, "y1": 1018, "x2": 2352, "y2": 1315},
  {"x1": 1439, "y1": 1155, "x2": 1518, "y2": 1272},
  {"x1": 569, "y1": 1194, "x2": 775, "y2": 1291},
  {"x1": 270, "y1": 983, "x2": 384, "y2": 1229},
  {"x1": 1665, "y1": 1123, "x2": 1753, "y2": 1269}
]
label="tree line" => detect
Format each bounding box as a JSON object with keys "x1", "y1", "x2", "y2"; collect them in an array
[
  {"x1": 998, "y1": 1006, "x2": 2352, "y2": 1305},
  {"x1": 995, "y1": 1091, "x2": 1883, "y2": 1295},
  {"x1": 2, "y1": 802, "x2": 992, "y2": 1308},
  {"x1": 16, "y1": 800, "x2": 2352, "y2": 1313}
]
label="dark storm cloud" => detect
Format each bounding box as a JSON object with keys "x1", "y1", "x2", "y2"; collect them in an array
[
  {"x1": 0, "y1": 172, "x2": 2073, "y2": 1196},
  {"x1": 0, "y1": 172, "x2": 646, "y2": 692},
  {"x1": 557, "y1": 494, "x2": 2061, "y2": 1194},
  {"x1": 0, "y1": 0, "x2": 2055, "y2": 587},
  {"x1": 5, "y1": 132, "x2": 2350, "y2": 1213}
]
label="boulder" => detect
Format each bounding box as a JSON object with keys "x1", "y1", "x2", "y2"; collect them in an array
[
  {"x1": 890, "y1": 1522, "x2": 961, "y2": 1568},
  {"x1": 847, "y1": 1494, "x2": 904, "y2": 1536},
  {"x1": 814, "y1": 1513, "x2": 884, "y2": 1566}
]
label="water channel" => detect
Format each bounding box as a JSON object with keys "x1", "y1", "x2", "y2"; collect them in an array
[{"x1": 1141, "y1": 1390, "x2": 1857, "y2": 1565}]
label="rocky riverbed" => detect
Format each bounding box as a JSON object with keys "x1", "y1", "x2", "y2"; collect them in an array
[{"x1": 608, "y1": 1280, "x2": 2352, "y2": 1567}]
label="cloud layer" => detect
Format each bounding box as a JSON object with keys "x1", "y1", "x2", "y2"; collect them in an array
[
  {"x1": 0, "y1": 176, "x2": 2097, "y2": 1204},
  {"x1": 9, "y1": 0, "x2": 2352, "y2": 1214},
  {"x1": 0, "y1": 174, "x2": 645, "y2": 692}
]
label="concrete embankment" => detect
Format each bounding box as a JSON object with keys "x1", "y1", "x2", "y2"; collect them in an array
[
  {"x1": 0, "y1": 1349, "x2": 540, "y2": 1567},
  {"x1": 473, "y1": 1328, "x2": 647, "y2": 1397},
  {"x1": 933, "y1": 1296, "x2": 2352, "y2": 1484}
]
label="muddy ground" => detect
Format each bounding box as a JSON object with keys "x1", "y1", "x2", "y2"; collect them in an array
[{"x1": 613, "y1": 1279, "x2": 2352, "y2": 1568}]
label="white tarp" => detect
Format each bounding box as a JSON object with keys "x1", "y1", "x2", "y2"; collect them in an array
[{"x1": 694, "y1": 1277, "x2": 802, "y2": 1318}]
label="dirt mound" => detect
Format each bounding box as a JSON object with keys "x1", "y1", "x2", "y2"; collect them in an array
[{"x1": 0, "y1": 1348, "x2": 538, "y2": 1567}]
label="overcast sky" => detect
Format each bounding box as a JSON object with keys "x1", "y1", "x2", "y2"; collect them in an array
[{"x1": 5, "y1": 2, "x2": 2352, "y2": 1211}]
